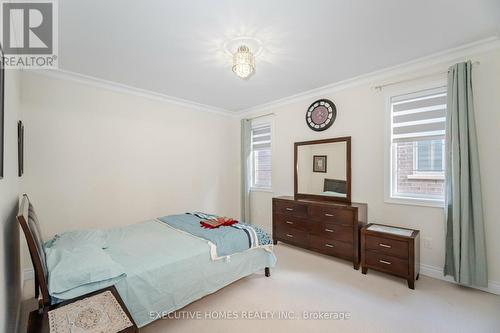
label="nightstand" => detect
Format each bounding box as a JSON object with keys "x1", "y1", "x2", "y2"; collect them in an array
[
  {"x1": 361, "y1": 223, "x2": 420, "y2": 289},
  {"x1": 27, "y1": 286, "x2": 137, "y2": 333}
]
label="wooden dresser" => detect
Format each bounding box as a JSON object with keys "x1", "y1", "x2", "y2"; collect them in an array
[{"x1": 272, "y1": 196, "x2": 368, "y2": 269}]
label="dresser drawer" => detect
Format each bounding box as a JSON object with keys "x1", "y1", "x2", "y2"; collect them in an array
[
  {"x1": 365, "y1": 251, "x2": 408, "y2": 277},
  {"x1": 310, "y1": 235, "x2": 352, "y2": 258},
  {"x1": 365, "y1": 235, "x2": 408, "y2": 259},
  {"x1": 310, "y1": 222, "x2": 353, "y2": 243},
  {"x1": 309, "y1": 206, "x2": 353, "y2": 225},
  {"x1": 274, "y1": 214, "x2": 309, "y2": 231},
  {"x1": 273, "y1": 200, "x2": 308, "y2": 217},
  {"x1": 275, "y1": 226, "x2": 308, "y2": 245}
]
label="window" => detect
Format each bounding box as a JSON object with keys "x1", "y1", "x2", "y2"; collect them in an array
[
  {"x1": 389, "y1": 87, "x2": 446, "y2": 203},
  {"x1": 415, "y1": 140, "x2": 444, "y2": 173},
  {"x1": 251, "y1": 124, "x2": 272, "y2": 189}
]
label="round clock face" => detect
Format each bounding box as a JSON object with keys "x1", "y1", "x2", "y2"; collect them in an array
[{"x1": 306, "y1": 99, "x2": 337, "y2": 131}]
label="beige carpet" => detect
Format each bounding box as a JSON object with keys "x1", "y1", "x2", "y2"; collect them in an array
[
  {"x1": 141, "y1": 244, "x2": 500, "y2": 333},
  {"x1": 21, "y1": 244, "x2": 500, "y2": 333}
]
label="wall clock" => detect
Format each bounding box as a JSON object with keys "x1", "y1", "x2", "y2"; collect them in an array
[{"x1": 306, "y1": 99, "x2": 336, "y2": 131}]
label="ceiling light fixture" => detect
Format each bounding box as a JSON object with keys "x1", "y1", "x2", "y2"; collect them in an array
[{"x1": 232, "y1": 45, "x2": 255, "y2": 79}]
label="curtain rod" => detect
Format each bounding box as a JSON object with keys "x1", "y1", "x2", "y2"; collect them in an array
[
  {"x1": 244, "y1": 112, "x2": 275, "y2": 120},
  {"x1": 373, "y1": 61, "x2": 480, "y2": 91}
]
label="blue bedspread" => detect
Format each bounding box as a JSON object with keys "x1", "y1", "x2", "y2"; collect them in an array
[
  {"x1": 107, "y1": 221, "x2": 276, "y2": 327},
  {"x1": 157, "y1": 214, "x2": 272, "y2": 258},
  {"x1": 45, "y1": 220, "x2": 277, "y2": 327}
]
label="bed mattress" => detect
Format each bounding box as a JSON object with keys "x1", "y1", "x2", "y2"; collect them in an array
[{"x1": 105, "y1": 220, "x2": 276, "y2": 327}]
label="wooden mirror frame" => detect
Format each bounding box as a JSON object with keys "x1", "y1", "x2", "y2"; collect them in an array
[{"x1": 294, "y1": 136, "x2": 351, "y2": 203}]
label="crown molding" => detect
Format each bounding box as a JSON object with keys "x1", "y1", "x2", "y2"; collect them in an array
[
  {"x1": 238, "y1": 36, "x2": 500, "y2": 118},
  {"x1": 27, "y1": 68, "x2": 236, "y2": 117},
  {"x1": 22, "y1": 36, "x2": 500, "y2": 118}
]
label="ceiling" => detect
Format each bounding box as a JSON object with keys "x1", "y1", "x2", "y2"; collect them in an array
[{"x1": 59, "y1": 0, "x2": 500, "y2": 112}]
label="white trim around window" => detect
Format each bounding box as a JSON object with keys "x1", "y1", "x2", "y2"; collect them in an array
[
  {"x1": 249, "y1": 115, "x2": 275, "y2": 193},
  {"x1": 383, "y1": 78, "x2": 447, "y2": 208}
]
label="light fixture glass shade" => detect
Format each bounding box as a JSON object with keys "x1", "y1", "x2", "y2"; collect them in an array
[{"x1": 232, "y1": 45, "x2": 255, "y2": 79}]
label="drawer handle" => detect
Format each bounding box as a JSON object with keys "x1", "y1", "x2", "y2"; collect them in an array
[
  {"x1": 325, "y1": 228, "x2": 334, "y2": 233},
  {"x1": 325, "y1": 243, "x2": 335, "y2": 248},
  {"x1": 379, "y1": 260, "x2": 392, "y2": 265},
  {"x1": 325, "y1": 213, "x2": 335, "y2": 217},
  {"x1": 286, "y1": 234, "x2": 294, "y2": 238},
  {"x1": 285, "y1": 221, "x2": 294, "y2": 225},
  {"x1": 379, "y1": 243, "x2": 392, "y2": 248},
  {"x1": 285, "y1": 208, "x2": 294, "y2": 211}
]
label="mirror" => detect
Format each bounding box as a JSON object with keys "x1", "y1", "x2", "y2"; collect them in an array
[{"x1": 294, "y1": 137, "x2": 351, "y2": 202}]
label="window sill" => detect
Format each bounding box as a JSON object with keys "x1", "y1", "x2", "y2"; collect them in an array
[
  {"x1": 385, "y1": 196, "x2": 444, "y2": 208},
  {"x1": 407, "y1": 173, "x2": 445, "y2": 180},
  {"x1": 250, "y1": 187, "x2": 274, "y2": 193}
]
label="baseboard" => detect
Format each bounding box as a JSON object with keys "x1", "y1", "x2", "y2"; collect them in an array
[
  {"x1": 21, "y1": 264, "x2": 500, "y2": 295},
  {"x1": 420, "y1": 264, "x2": 500, "y2": 296}
]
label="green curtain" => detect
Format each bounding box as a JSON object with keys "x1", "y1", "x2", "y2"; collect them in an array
[
  {"x1": 241, "y1": 119, "x2": 252, "y2": 223},
  {"x1": 444, "y1": 61, "x2": 488, "y2": 287}
]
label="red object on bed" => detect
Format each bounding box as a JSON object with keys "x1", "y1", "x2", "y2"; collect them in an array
[{"x1": 200, "y1": 217, "x2": 238, "y2": 229}]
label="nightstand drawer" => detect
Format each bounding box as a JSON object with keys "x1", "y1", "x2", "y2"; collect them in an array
[
  {"x1": 274, "y1": 200, "x2": 308, "y2": 217},
  {"x1": 365, "y1": 251, "x2": 408, "y2": 277},
  {"x1": 274, "y1": 214, "x2": 309, "y2": 231},
  {"x1": 310, "y1": 222, "x2": 353, "y2": 243},
  {"x1": 365, "y1": 234, "x2": 408, "y2": 259},
  {"x1": 309, "y1": 206, "x2": 353, "y2": 225}
]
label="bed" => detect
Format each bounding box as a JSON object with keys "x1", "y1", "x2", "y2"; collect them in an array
[
  {"x1": 323, "y1": 178, "x2": 347, "y2": 198},
  {"x1": 17, "y1": 195, "x2": 276, "y2": 328}
]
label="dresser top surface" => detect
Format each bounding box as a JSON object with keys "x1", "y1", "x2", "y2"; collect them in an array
[
  {"x1": 273, "y1": 196, "x2": 367, "y2": 209},
  {"x1": 363, "y1": 223, "x2": 419, "y2": 239}
]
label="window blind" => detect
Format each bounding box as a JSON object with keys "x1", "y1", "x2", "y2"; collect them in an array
[
  {"x1": 251, "y1": 126, "x2": 271, "y2": 150},
  {"x1": 389, "y1": 87, "x2": 447, "y2": 201},
  {"x1": 251, "y1": 124, "x2": 272, "y2": 188},
  {"x1": 391, "y1": 88, "x2": 447, "y2": 142}
]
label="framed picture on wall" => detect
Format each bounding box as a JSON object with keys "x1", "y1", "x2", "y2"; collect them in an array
[
  {"x1": 18, "y1": 121, "x2": 24, "y2": 177},
  {"x1": 0, "y1": 43, "x2": 4, "y2": 179},
  {"x1": 313, "y1": 155, "x2": 327, "y2": 173}
]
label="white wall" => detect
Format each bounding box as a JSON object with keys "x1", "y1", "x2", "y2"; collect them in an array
[
  {"x1": 247, "y1": 47, "x2": 500, "y2": 287},
  {"x1": 0, "y1": 69, "x2": 22, "y2": 333},
  {"x1": 20, "y1": 71, "x2": 241, "y2": 269}
]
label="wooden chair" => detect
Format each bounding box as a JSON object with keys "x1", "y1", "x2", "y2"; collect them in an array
[{"x1": 17, "y1": 194, "x2": 51, "y2": 307}]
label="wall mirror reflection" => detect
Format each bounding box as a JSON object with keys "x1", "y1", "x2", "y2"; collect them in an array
[{"x1": 295, "y1": 137, "x2": 351, "y2": 202}]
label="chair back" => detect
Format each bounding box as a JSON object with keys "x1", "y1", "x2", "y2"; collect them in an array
[{"x1": 17, "y1": 194, "x2": 51, "y2": 306}]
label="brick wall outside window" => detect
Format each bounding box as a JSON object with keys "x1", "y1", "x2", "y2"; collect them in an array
[{"x1": 395, "y1": 142, "x2": 445, "y2": 197}]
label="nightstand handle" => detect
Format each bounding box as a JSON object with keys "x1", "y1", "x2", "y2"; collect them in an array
[
  {"x1": 325, "y1": 228, "x2": 334, "y2": 233},
  {"x1": 325, "y1": 243, "x2": 334, "y2": 248},
  {"x1": 285, "y1": 208, "x2": 294, "y2": 211},
  {"x1": 286, "y1": 234, "x2": 294, "y2": 238},
  {"x1": 286, "y1": 221, "x2": 294, "y2": 225},
  {"x1": 379, "y1": 260, "x2": 392, "y2": 265},
  {"x1": 379, "y1": 243, "x2": 392, "y2": 248},
  {"x1": 325, "y1": 213, "x2": 334, "y2": 217}
]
